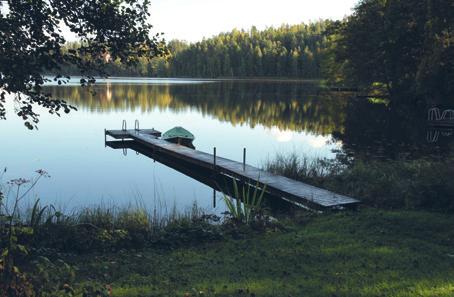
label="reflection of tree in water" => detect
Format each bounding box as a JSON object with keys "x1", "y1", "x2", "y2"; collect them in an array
[
  {"x1": 333, "y1": 99, "x2": 454, "y2": 161},
  {"x1": 46, "y1": 82, "x2": 452, "y2": 161},
  {"x1": 46, "y1": 82, "x2": 349, "y2": 135}
]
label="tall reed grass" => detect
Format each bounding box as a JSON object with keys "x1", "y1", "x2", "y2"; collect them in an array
[
  {"x1": 264, "y1": 152, "x2": 454, "y2": 210},
  {"x1": 2, "y1": 193, "x2": 217, "y2": 252},
  {"x1": 264, "y1": 152, "x2": 345, "y2": 181}
]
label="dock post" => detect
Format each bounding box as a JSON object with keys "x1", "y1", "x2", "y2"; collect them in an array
[
  {"x1": 213, "y1": 147, "x2": 217, "y2": 169},
  {"x1": 243, "y1": 148, "x2": 246, "y2": 171},
  {"x1": 213, "y1": 189, "x2": 216, "y2": 208},
  {"x1": 104, "y1": 129, "x2": 107, "y2": 147}
]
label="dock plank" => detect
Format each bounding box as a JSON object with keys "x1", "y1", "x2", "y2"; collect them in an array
[
  {"x1": 106, "y1": 129, "x2": 359, "y2": 209},
  {"x1": 106, "y1": 129, "x2": 161, "y2": 139}
]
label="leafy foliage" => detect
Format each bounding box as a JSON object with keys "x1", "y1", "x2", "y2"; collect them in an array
[
  {"x1": 0, "y1": 0, "x2": 166, "y2": 129},
  {"x1": 328, "y1": 0, "x2": 454, "y2": 102},
  {"x1": 0, "y1": 169, "x2": 74, "y2": 297}
]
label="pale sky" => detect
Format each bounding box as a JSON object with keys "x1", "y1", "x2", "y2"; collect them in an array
[
  {"x1": 59, "y1": 0, "x2": 358, "y2": 42},
  {"x1": 150, "y1": 0, "x2": 358, "y2": 42}
]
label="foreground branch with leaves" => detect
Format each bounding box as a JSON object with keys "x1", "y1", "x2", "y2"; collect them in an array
[{"x1": 0, "y1": 0, "x2": 167, "y2": 129}]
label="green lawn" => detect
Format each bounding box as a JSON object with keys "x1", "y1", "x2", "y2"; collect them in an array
[{"x1": 68, "y1": 209, "x2": 454, "y2": 297}]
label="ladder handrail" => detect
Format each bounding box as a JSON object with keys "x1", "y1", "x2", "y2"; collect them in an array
[
  {"x1": 428, "y1": 108, "x2": 441, "y2": 121},
  {"x1": 441, "y1": 109, "x2": 454, "y2": 120}
]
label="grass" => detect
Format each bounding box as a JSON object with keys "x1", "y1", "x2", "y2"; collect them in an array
[
  {"x1": 264, "y1": 153, "x2": 454, "y2": 210},
  {"x1": 1, "y1": 193, "x2": 226, "y2": 296},
  {"x1": 66, "y1": 209, "x2": 454, "y2": 297},
  {"x1": 3, "y1": 168, "x2": 454, "y2": 296},
  {"x1": 2, "y1": 198, "x2": 220, "y2": 253},
  {"x1": 2, "y1": 201, "x2": 454, "y2": 296}
]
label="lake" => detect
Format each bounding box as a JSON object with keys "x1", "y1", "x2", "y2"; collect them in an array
[{"x1": 0, "y1": 78, "x2": 450, "y2": 211}]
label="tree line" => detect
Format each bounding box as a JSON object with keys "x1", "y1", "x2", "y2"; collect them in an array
[
  {"x1": 157, "y1": 22, "x2": 330, "y2": 78},
  {"x1": 57, "y1": 0, "x2": 453, "y2": 103},
  {"x1": 327, "y1": 0, "x2": 453, "y2": 102},
  {"x1": 59, "y1": 21, "x2": 332, "y2": 79}
]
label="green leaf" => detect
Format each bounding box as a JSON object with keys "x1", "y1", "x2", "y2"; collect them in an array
[
  {"x1": 1, "y1": 248, "x2": 9, "y2": 257},
  {"x1": 17, "y1": 244, "x2": 29, "y2": 255}
]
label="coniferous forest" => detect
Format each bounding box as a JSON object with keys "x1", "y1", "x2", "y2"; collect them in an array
[
  {"x1": 158, "y1": 22, "x2": 330, "y2": 78},
  {"x1": 61, "y1": 21, "x2": 331, "y2": 79},
  {"x1": 58, "y1": 0, "x2": 453, "y2": 103}
]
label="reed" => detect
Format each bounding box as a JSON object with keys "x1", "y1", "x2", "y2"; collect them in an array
[
  {"x1": 264, "y1": 152, "x2": 454, "y2": 210},
  {"x1": 2, "y1": 197, "x2": 216, "y2": 253},
  {"x1": 221, "y1": 179, "x2": 266, "y2": 224},
  {"x1": 263, "y1": 152, "x2": 344, "y2": 181}
]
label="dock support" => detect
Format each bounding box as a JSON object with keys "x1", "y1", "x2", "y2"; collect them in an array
[
  {"x1": 212, "y1": 147, "x2": 217, "y2": 208},
  {"x1": 243, "y1": 148, "x2": 246, "y2": 171},
  {"x1": 213, "y1": 147, "x2": 216, "y2": 169},
  {"x1": 104, "y1": 129, "x2": 107, "y2": 147}
]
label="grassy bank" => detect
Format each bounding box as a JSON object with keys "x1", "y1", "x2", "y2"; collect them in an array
[
  {"x1": 66, "y1": 209, "x2": 454, "y2": 297},
  {"x1": 2, "y1": 167, "x2": 454, "y2": 296},
  {"x1": 5, "y1": 195, "x2": 454, "y2": 296},
  {"x1": 3, "y1": 200, "x2": 224, "y2": 252}
]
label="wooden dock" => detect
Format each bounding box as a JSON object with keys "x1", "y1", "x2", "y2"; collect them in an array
[{"x1": 105, "y1": 128, "x2": 360, "y2": 210}]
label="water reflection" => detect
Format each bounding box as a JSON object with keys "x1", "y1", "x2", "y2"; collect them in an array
[
  {"x1": 47, "y1": 82, "x2": 348, "y2": 136},
  {"x1": 333, "y1": 99, "x2": 454, "y2": 160},
  {"x1": 46, "y1": 81, "x2": 453, "y2": 161},
  {"x1": 267, "y1": 128, "x2": 294, "y2": 143},
  {"x1": 2, "y1": 80, "x2": 451, "y2": 210}
]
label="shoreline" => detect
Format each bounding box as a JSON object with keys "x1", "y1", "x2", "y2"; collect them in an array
[{"x1": 42, "y1": 75, "x2": 326, "y2": 84}]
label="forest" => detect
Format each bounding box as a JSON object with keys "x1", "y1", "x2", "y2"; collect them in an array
[
  {"x1": 328, "y1": 0, "x2": 453, "y2": 101},
  {"x1": 158, "y1": 22, "x2": 330, "y2": 78},
  {"x1": 57, "y1": 0, "x2": 453, "y2": 104},
  {"x1": 61, "y1": 21, "x2": 331, "y2": 79}
]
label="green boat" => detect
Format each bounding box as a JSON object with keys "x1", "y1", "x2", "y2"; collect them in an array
[{"x1": 162, "y1": 126, "x2": 195, "y2": 149}]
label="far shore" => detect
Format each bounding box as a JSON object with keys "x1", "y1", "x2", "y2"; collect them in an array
[{"x1": 43, "y1": 75, "x2": 325, "y2": 84}]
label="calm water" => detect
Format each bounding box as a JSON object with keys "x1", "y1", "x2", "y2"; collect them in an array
[{"x1": 1, "y1": 78, "x2": 451, "y2": 211}]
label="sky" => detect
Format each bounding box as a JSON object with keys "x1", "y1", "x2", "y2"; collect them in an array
[
  {"x1": 56, "y1": 0, "x2": 358, "y2": 43},
  {"x1": 150, "y1": 0, "x2": 358, "y2": 42},
  {"x1": 1, "y1": 0, "x2": 359, "y2": 43}
]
